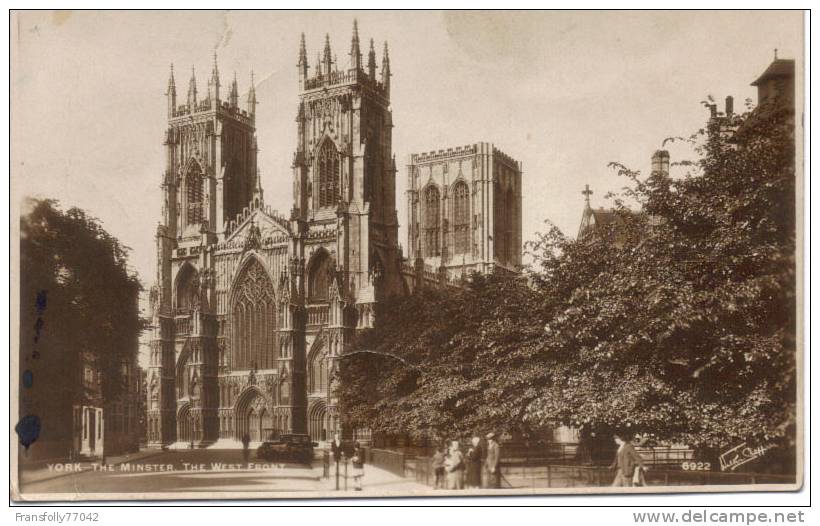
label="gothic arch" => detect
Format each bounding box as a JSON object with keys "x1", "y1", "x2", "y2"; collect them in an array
[
  {"x1": 174, "y1": 263, "x2": 199, "y2": 313},
  {"x1": 177, "y1": 402, "x2": 193, "y2": 443},
  {"x1": 228, "y1": 256, "x2": 278, "y2": 371},
  {"x1": 307, "y1": 248, "x2": 335, "y2": 303},
  {"x1": 308, "y1": 399, "x2": 329, "y2": 443},
  {"x1": 182, "y1": 158, "x2": 205, "y2": 227},
  {"x1": 176, "y1": 341, "x2": 193, "y2": 400},
  {"x1": 234, "y1": 386, "x2": 272, "y2": 442},
  {"x1": 307, "y1": 333, "x2": 329, "y2": 394},
  {"x1": 314, "y1": 136, "x2": 340, "y2": 209}
]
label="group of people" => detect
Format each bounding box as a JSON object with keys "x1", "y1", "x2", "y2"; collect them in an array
[{"x1": 431, "y1": 432, "x2": 501, "y2": 490}]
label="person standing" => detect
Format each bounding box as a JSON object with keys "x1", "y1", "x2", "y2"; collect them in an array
[
  {"x1": 485, "y1": 432, "x2": 501, "y2": 488},
  {"x1": 431, "y1": 445, "x2": 446, "y2": 489},
  {"x1": 241, "y1": 432, "x2": 251, "y2": 467},
  {"x1": 466, "y1": 436, "x2": 483, "y2": 489},
  {"x1": 444, "y1": 440, "x2": 465, "y2": 489},
  {"x1": 610, "y1": 433, "x2": 647, "y2": 487},
  {"x1": 351, "y1": 442, "x2": 364, "y2": 491}
]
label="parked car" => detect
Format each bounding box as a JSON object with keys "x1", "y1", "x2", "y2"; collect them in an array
[{"x1": 257, "y1": 434, "x2": 316, "y2": 464}]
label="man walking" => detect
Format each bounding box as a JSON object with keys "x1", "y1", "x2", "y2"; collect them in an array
[
  {"x1": 241, "y1": 432, "x2": 251, "y2": 467},
  {"x1": 610, "y1": 433, "x2": 647, "y2": 487},
  {"x1": 485, "y1": 432, "x2": 501, "y2": 488}
]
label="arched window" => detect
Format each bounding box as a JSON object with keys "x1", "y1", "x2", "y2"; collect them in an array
[
  {"x1": 505, "y1": 188, "x2": 516, "y2": 263},
  {"x1": 230, "y1": 259, "x2": 277, "y2": 370},
  {"x1": 452, "y1": 181, "x2": 470, "y2": 255},
  {"x1": 316, "y1": 140, "x2": 340, "y2": 209},
  {"x1": 308, "y1": 250, "x2": 332, "y2": 303},
  {"x1": 423, "y1": 185, "x2": 441, "y2": 257},
  {"x1": 175, "y1": 265, "x2": 199, "y2": 314},
  {"x1": 185, "y1": 161, "x2": 204, "y2": 226},
  {"x1": 309, "y1": 346, "x2": 328, "y2": 393}
]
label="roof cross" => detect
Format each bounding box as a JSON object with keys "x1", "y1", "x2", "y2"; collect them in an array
[{"x1": 582, "y1": 184, "x2": 593, "y2": 206}]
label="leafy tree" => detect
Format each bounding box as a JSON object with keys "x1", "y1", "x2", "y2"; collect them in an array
[
  {"x1": 19, "y1": 199, "x2": 143, "y2": 454},
  {"x1": 338, "y1": 90, "x2": 796, "y2": 461}
]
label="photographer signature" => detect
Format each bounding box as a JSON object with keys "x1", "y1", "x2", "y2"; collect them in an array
[{"x1": 719, "y1": 442, "x2": 774, "y2": 471}]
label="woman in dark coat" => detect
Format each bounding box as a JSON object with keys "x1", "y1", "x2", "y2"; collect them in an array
[{"x1": 465, "y1": 436, "x2": 483, "y2": 488}]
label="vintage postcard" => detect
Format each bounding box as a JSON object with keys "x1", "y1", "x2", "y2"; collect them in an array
[{"x1": 10, "y1": 10, "x2": 805, "y2": 501}]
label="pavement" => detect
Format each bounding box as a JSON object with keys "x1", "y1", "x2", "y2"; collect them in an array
[{"x1": 14, "y1": 448, "x2": 427, "y2": 500}]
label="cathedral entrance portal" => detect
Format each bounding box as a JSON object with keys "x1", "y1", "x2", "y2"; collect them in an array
[{"x1": 235, "y1": 388, "x2": 271, "y2": 442}]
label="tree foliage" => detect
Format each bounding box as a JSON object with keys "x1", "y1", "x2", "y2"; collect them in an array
[
  {"x1": 338, "y1": 93, "x2": 796, "y2": 451},
  {"x1": 19, "y1": 199, "x2": 143, "y2": 429}
]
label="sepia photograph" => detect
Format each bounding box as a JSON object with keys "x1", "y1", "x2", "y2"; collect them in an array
[{"x1": 9, "y1": 9, "x2": 805, "y2": 503}]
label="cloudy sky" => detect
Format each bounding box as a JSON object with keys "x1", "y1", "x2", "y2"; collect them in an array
[{"x1": 12, "y1": 10, "x2": 803, "y2": 319}]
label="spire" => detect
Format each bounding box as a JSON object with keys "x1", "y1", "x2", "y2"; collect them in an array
[
  {"x1": 253, "y1": 168, "x2": 264, "y2": 201},
  {"x1": 246, "y1": 70, "x2": 257, "y2": 117},
  {"x1": 350, "y1": 19, "x2": 361, "y2": 70},
  {"x1": 381, "y1": 41, "x2": 391, "y2": 93},
  {"x1": 297, "y1": 32, "x2": 308, "y2": 82},
  {"x1": 209, "y1": 52, "x2": 221, "y2": 103},
  {"x1": 315, "y1": 52, "x2": 322, "y2": 77},
  {"x1": 166, "y1": 64, "x2": 177, "y2": 118},
  {"x1": 187, "y1": 66, "x2": 198, "y2": 108},
  {"x1": 367, "y1": 38, "x2": 377, "y2": 78},
  {"x1": 229, "y1": 71, "x2": 239, "y2": 108},
  {"x1": 167, "y1": 63, "x2": 176, "y2": 95},
  {"x1": 322, "y1": 33, "x2": 333, "y2": 75}
]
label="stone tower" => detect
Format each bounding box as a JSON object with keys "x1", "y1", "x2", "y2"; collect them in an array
[{"x1": 147, "y1": 55, "x2": 260, "y2": 447}]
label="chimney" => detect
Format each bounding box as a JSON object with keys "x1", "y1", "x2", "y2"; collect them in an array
[
  {"x1": 651, "y1": 150, "x2": 670, "y2": 177},
  {"x1": 725, "y1": 95, "x2": 734, "y2": 116}
]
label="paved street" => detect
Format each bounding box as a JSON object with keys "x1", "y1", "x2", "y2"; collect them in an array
[{"x1": 17, "y1": 448, "x2": 426, "y2": 498}]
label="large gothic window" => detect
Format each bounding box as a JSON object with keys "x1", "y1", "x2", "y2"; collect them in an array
[
  {"x1": 308, "y1": 250, "x2": 332, "y2": 303},
  {"x1": 230, "y1": 259, "x2": 277, "y2": 370},
  {"x1": 423, "y1": 185, "x2": 441, "y2": 257},
  {"x1": 452, "y1": 181, "x2": 470, "y2": 255},
  {"x1": 185, "y1": 161, "x2": 204, "y2": 226},
  {"x1": 309, "y1": 345, "x2": 328, "y2": 393},
  {"x1": 316, "y1": 140, "x2": 340, "y2": 209}
]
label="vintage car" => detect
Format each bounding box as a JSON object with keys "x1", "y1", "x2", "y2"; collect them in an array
[{"x1": 256, "y1": 434, "x2": 316, "y2": 464}]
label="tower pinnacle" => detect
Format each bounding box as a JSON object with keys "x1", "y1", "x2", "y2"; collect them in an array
[
  {"x1": 187, "y1": 66, "x2": 198, "y2": 108},
  {"x1": 381, "y1": 41, "x2": 391, "y2": 93},
  {"x1": 247, "y1": 70, "x2": 258, "y2": 117},
  {"x1": 209, "y1": 52, "x2": 221, "y2": 103},
  {"x1": 166, "y1": 64, "x2": 177, "y2": 117},
  {"x1": 229, "y1": 71, "x2": 239, "y2": 108},
  {"x1": 367, "y1": 38, "x2": 377, "y2": 78},
  {"x1": 350, "y1": 19, "x2": 362, "y2": 70},
  {"x1": 323, "y1": 33, "x2": 333, "y2": 75}
]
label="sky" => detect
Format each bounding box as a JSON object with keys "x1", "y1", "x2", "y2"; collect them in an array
[{"x1": 11, "y1": 10, "x2": 803, "y2": 363}]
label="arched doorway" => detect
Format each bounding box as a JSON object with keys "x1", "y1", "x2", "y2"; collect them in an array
[
  {"x1": 309, "y1": 401, "x2": 328, "y2": 443},
  {"x1": 177, "y1": 404, "x2": 193, "y2": 444},
  {"x1": 234, "y1": 388, "x2": 270, "y2": 442}
]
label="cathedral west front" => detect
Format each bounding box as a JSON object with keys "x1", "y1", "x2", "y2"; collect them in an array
[{"x1": 146, "y1": 21, "x2": 522, "y2": 447}]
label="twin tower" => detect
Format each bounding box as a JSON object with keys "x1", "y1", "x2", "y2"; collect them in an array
[{"x1": 146, "y1": 21, "x2": 521, "y2": 447}]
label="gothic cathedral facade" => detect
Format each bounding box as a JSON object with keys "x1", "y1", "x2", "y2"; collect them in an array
[{"x1": 146, "y1": 22, "x2": 402, "y2": 447}]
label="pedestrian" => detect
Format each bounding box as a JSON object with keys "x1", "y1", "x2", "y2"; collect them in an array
[
  {"x1": 610, "y1": 432, "x2": 647, "y2": 487},
  {"x1": 431, "y1": 445, "x2": 446, "y2": 489},
  {"x1": 485, "y1": 432, "x2": 501, "y2": 488},
  {"x1": 351, "y1": 442, "x2": 364, "y2": 491},
  {"x1": 241, "y1": 432, "x2": 250, "y2": 467},
  {"x1": 466, "y1": 436, "x2": 483, "y2": 489},
  {"x1": 331, "y1": 432, "x2": 343, "y2": 464},
  {"x1": 444, "y1": 440, "x2": 465, "y2": 489}
]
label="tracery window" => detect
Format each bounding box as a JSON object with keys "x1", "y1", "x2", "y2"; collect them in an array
[
  {"x1": 452, "y1": 181, "x2": 470, "y2": 255},
  {"x1": 423, "y1": 185, "x2": 441, "y2": 257},
  {"x1": 185, "y1": 162, "x2": 204, "y2": 226},
  {"x1": 231, "y1": 259, "x2": 277, "y2": 370},
  {"x1": 316, "y1": 140, "x2": 340, "y2": 209}
]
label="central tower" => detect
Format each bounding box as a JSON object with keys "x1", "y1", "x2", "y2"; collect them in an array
[{"x1": 291, "y1": 22, "x2": 403, "y2": 308}]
